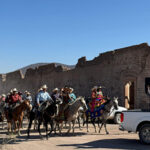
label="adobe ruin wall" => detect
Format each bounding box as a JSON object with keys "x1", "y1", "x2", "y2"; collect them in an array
[{"x1": 0, "y1": 43, "x2": 150, "y2": 109}]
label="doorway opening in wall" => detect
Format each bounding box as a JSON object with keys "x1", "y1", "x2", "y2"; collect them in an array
[
  {"x1": 125, "y1": 81, "x2": 135, "y2": 109},
  {"x1": 145, "y1": 78, "x2": 150, "y2": 95}
]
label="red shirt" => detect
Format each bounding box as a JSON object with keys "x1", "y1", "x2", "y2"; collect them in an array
[{"x1": 10, "y1": 94, "x2": 22, "y2": 104}]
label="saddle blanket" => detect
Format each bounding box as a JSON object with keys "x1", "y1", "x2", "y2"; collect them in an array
[{"x1": 86, "y1": 104, "x2": 105, "y2": 118}]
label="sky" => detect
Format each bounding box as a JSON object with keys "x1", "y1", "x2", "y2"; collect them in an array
[{"x1": 0, "y1": 0, "x2": 150, "y2": 73}]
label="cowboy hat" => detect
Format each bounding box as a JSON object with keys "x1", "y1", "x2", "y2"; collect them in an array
[
  {"x1": 42, "y1": 84, "x2": 48, "y2": 89},
  {"x1": 53, "y1": 88, "x2": 59, "y2": 92},
  {"x1": 38, "y1": 88, "x2": 43, "y2": 92},
  {"x1": 13, "y1": 88, "x2": 18, "y2": 92},
  {"x1": 91, "y1": 86, "x2": 97, "y2": 91},
  {"x1": 69, "y1": 88, "x2": 74, "y2": 92},
  {"x1": 24, "y1": 90, "x2": 28, "y2": 93},
  {"x1": 27, "y1": 92, "x2": 31, "y2": 95},
  {"x1": 2, "y1": 94, "x2": 6, "y2": 97}
]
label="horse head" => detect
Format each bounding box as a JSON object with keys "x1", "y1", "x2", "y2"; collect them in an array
[
  {"x1": 23, "y1": 100, "x2": 32, "y2": 111},
  {"x1": 79, "y1": 97, "x2": 88, "y2": 112},
  {"x1": 113, "y1": 97, "x2": 119, "y2": 110}
]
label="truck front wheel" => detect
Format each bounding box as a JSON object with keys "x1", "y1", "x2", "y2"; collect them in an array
[{"x1": 139, "y1": 124, "x2": 150, "y2": 144}]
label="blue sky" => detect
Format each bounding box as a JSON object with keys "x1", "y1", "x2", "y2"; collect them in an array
[{"x1": 0, "y1": 0, "x2": 150, "y2": 73}]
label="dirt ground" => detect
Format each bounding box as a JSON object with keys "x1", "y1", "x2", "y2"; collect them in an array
[{"x1": 0, "y1": 121, "x2": 149, "y2": 150}]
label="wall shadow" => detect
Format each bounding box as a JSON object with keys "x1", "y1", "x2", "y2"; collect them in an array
[{"x1": 57, "y1": 138, "x2": 150, "y2": 150}]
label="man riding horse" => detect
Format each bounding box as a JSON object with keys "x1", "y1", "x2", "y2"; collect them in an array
[
  {"x1": 36, "y1": 84, "x2": 53, "y2": 112},
  {"x1": 5, "y1": 88, "x2": 22, "y2": 119},
  {"x1": 57, "y1": 87, "x2": 77, "y2": 120}
]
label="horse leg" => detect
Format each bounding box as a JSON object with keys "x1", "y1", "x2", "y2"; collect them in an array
[
  {"x1": 86, "y1": 116, "x2": 89, "y2": 132},
  {"x1": 27, "y1": 117, "x2": 33, "y2": 138},
  {"x1": 18, "y1": 118, "x2": 22, "y2": 136},
  {"x1": 67, "y1": 121, "x2": 71, "y2": 134},
  {"x1": 72, "y1": 120, "x2": 76, "y2": 134},
  {"x1": 99, "y1": 122, "x2": 104, "y2": 133},
  {"x1": 7, "y1": 122, "x2": 11, "y2": 135},
  {"x1": 14, "y1": 121, "x2": 18, "y2": 135},
  {"x1": 49, "y1": 119, "x2": 54, "y2": 135},
  {"x1": 38, "y1": 121, "x2": 43, "y2": 139},
  {"x1": 77, "y1": 116, "x2": 82, "y2": 130},
  {"x1": 104, "y1": 122, "x2": 109, "y2": 134},
  {"x1": 91, "y1": 118, "x2": 97, "y2": 133},
  {"x1": 59, "y1": 122, "x2": 63, "y2": 135},
  {"x1": 44, "y1": 121, "x2": 49, "y2": 140}
]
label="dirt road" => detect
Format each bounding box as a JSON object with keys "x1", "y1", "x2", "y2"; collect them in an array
[{"x1": 0, "y1": 122, "x2": 149, "y2": 150}]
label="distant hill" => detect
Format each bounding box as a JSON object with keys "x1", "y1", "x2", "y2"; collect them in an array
[{"x1": 19, "y1": 63, "x2": 75, "y2": 76}]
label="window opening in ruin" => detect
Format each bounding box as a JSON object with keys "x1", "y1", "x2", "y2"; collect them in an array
[
  {"x1": 145, "y1": 78, "x2": 150, "y2": 96},
  {"x1": 125, "y1": 81, "x2": 134, "y2": 109}
]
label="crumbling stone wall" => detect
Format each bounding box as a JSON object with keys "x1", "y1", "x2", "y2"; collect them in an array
[{"x1": 0, "y1": 43, "x2": 150, "y2": 109}]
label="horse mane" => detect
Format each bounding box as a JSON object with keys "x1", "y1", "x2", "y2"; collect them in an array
[{"x1": 68, "y1": 96, "x2": 83, "y2": 106}]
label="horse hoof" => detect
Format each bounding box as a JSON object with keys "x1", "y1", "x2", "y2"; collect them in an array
[{"x1": 106, "y1": 132, "x2": 109, "y2": 135}]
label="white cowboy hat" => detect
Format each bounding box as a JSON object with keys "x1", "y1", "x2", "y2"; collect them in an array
[
  {"x1": 70, "y1": 88, "x2": 74, "y2": 92},
  {"x1": 42, "y1": 84, "x2": 48, "y2": 89},
  {"x1": 24, "y1": 90, "x2": 28, "y2": 93},
  {"x1": 2, "y1": 94, "x2": 6, "y2": 97},
  {"x1": 53, "y1": 88, "x2": 59, "y2": 92},
  {"x1": 13, "y1": 88, "x2": 18, "y2": 92}
]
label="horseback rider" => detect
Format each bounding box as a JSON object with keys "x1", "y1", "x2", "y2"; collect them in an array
[
  {"x1": 51, "y1": 88, "x2": 62, "y2": 104},
  {"x1": 36, "y1": 85, "x2": 53, "y2": 112},
  {"x1": 57, "y1": 87, "x2": 76, "y2": 120},
  {"x1": 6, "y1": 88, "x2": 22, "y2": 119},
  {"x1": 89, "y1": 86, "x2": 97, "y2": 112},
  {"x1": 68, "y1": 88, "x2": 76, "y2": 104},
  {"x1": 9, "y1": 88, "x2": 22, "y2": 106},
  {"x1": 23, "y1": 91, "x2": 32, "y2": 103}
]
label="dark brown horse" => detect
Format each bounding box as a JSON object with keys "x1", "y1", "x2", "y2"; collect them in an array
[{"x1": 5, "y1": 100, "x2": 31, "y2": 135}]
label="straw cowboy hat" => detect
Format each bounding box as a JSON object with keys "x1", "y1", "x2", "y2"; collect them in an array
[
  {"x1": 38, "y1": 88, "x2": 43, "y2": 92},
  {"x1": 91, "y1": 86, "x2": 98, "y2": 91},
  {"x1": 53, "y1": 88, "x2": 59, "y2": 92},
  {"x1": 27, "y1": 92, "x2": 31, "y2": 95},
  {"x1": 13, "y1": 88, "x2": 18, "y2": 92},
  {"x1": 42, "y1": 84, "x2": 48, "y2": 89}
]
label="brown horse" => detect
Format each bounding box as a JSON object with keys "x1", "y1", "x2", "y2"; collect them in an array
[{"x1": 5, "y1": 100, "x2": 31, "y2": 135}]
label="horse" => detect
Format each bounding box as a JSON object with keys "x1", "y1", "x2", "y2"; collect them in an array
[
  {"x1": 85, "y1": 97, "x2": 118, "y2": 134},
  {"x1": 57, "y1": 97, "x2": 88, "y2": 134},
  {"x1": 37, "y1": 101, "x2": 59, "y2": 139},
  {"x1": 5, "y1": 100, "x2": 31, "y2": 135},
  {"x1": 27, "y1": 98, "x2": 62, "y2": 139}
]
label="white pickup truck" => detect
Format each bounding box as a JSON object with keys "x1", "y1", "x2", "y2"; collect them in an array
[{"x1": 119, "y1": 110, "x2": 150, "y2": 144}]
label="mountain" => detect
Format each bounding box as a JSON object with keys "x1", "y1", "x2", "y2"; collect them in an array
[{"x1": 19, "y1": 62, "x2": 75, "y2": 76}]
